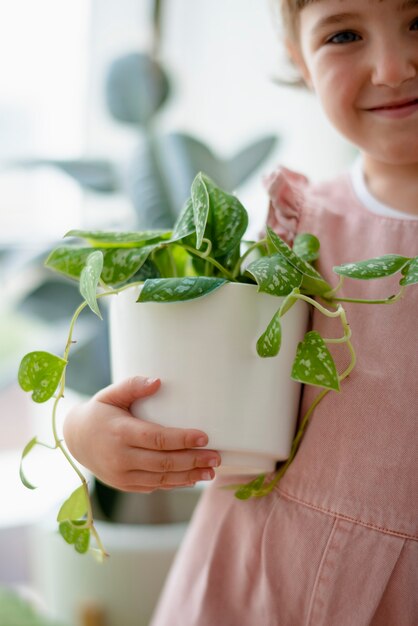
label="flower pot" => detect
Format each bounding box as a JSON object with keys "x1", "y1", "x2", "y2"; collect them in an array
[{"x1": 109, "y1": 282, "x2": 309, "y2": 474}]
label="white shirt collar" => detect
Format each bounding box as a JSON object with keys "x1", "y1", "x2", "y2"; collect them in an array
[{"x1": 350, "y1": 157, "x2": 418, "y2": 220}]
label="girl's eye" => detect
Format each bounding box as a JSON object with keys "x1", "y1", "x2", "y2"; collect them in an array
[
  {"x1": 410, "y1": 17, "x2": 418, "y2": 30},
  {"x1": 326, "y1": 31, "x2": 361, "y2": 45}
]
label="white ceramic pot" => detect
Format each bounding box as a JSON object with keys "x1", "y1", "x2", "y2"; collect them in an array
[{"x1": 109, "y1": 282, "x2": 309, "y2": 474}]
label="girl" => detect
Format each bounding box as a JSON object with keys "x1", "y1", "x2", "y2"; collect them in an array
[{"x1": 64, "y1": 1, "x2": 418, "y2": 624}]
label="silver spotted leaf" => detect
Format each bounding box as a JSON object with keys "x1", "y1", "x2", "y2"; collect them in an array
[
  {"x1": 256, "y1": 309, "x2": 282, "y2": 357},
  {"x1": 291, "y1": 331, "x2": 340, "y2": 391},
  {"x1": 400, "y1": 256, "x2": 418, "y2": 286},
  {"x1": 247, "y1": 254, "x2": 302, "y2": 296},
  {"x1": 333, "y1": 254, "x2": 410, "y2": 280},
  {"x1": 191, "y1": 172, "x2": 210, "y2": 250},
  {"x1": 80, "y1": 251, "x2": 103, "y2": 319},
  {"x1": 18, "y1": 351, "x2": 67, "y2": 403},
  {"x1": 138, "y1": 276, "x2": 227, "y2": 303}
]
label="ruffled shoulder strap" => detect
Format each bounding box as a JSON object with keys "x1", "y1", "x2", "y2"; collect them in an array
[{"x1": 263, "y1": 166, "x2": 309, "y2": 245}]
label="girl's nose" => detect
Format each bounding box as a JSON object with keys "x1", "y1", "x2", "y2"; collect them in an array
[{"x1": 371, "y1": 47, "x2": 416, "y2": 88}]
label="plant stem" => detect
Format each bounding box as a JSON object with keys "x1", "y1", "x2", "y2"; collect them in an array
[
  {"x1": 232, "y1": 239, "x2": 268, "y2": 278},
  {"x1": 182, "y1": 245, "x2": 235, "y2": 280},
  {"x1": 251, "y1": 299, "x2": 356, "y2": 498},
  {"x1": 323, "y1": 285, "x2": 406, "y2": 305}
]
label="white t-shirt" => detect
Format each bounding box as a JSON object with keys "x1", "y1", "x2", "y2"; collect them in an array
[{"x1": 350, "y1": 158, "x2": 418, "y2": 220}]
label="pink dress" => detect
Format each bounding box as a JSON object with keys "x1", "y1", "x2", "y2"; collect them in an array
[{"x1": 151, "y1": 167, "x2": 418, "y2": 626}]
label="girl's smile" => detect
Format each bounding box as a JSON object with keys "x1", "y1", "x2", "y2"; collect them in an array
[{"x1": 363, "y1": 96, "x2": 418, "y2": 118}]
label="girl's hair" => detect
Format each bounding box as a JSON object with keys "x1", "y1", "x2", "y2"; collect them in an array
[
  {"x1": 280, "y1": 1, "x2": 314, "y2": 42},
  {"x1": 270, "y1": 1, "x2": 314, "y2": 87}
]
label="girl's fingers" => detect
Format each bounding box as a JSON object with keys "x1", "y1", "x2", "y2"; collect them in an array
[
  {"x1": 125, "y1": 447, "x2": 221, "y2": 473},
  {"x1": 127, "y1": 420, "x2": 210, "y2": 452},
  {"x1": 124, "y1": 467, "x2": 215, "y2": 489},
  {"x1": 95, "y1": 376, "x2": 161, "y2": 410}
]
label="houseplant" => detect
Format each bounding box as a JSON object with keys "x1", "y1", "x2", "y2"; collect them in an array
[{"x1": 17, "y1": 172, "x2": 418, "y2": 560}]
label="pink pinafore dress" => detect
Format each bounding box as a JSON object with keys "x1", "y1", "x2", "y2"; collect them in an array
[{"x1": 151, "y1": 167, "x2": 418, "y2": 626}]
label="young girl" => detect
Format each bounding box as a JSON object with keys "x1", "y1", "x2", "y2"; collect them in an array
[{"x1": 64, "y1": 0, "x2": 418, "y2": 623}]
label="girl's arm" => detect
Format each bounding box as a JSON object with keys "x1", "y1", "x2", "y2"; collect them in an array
[{"x1": 63, "y1": 376, "x2": 220, "y2": 492}]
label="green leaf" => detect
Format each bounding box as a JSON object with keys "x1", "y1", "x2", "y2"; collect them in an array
[
  {"x1": 203, "y1": 175, "x2": 248, "y2": 258},
  {"x1": 18, "y1": 351, "x2": 67, "y2": 403},
  {"x1": 80, "y1": 251, "x2": 103, "y2": 319},
  {"x1": 138, "y1": 277, "x2": 227, "y2": 303},
  {"x1": 235, "y1": 474, "x2": 266, "y2": 500},
  {"x1": 279, "y1": 287, "x2": 301, "y2": 317},
  {"x1": 400, "y1": 256, "x2": 418, "y2": 286},
  {"x1": 59, "y1": 520, "x2": 78, "y2": 544},
  {"x1": 59, "y1": 521, "x2": 91, "y2": 554},
  {"x1": 57, "y1": 485, "x2": 88, "y2": 522},
  {"x1": 191, "y1": 172, "x2": 210, "y2": 250},
  {"x1": 291, "y1": 331, "x2": 340, "y2": 391},
  {"x1": 46, "y1": 245, "x2": 157, "y2": 285},
  {"x1": 256, "y1": 310, "x2": 282, "y2": 357},
  {"x1": 267, "y1": 227, "x2": 331, "y2": 295},
  {"x1": 293, "y1": 233, "x2": 320, "y2": 262},
  {"x1": 19, "y1": 436, "x2": 38, "y2": 490},
  {"x1": 65, "y1": 229, "x2": 169, "y2": 247},
  {"x1": 74, "y1": 528, "x2": 91, "y2": 554},
  {"x1": 172, "y1": 198, "x2": 196, "y2": 241},
  {"x1": 333, "y1": 255, "x2": 411, "y2": 280},
  {"x1": 247, "y1": 254, "x2": 302, "y2": 296}
]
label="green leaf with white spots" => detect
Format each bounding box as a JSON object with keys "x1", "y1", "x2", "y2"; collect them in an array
[
  {"x1": 65, "y1": 229, "x2": 169, "y2": 247},
  {"x1": 74, "y1": 528, "x2": 91, "y2": 553},
  {"x1": 247, "y1": 255, "x2": 302, "y2": 296},
  {"x1": 80, "y1": 251, "x2": 103, "y2": 319},
  {"x1": 57, "y1": 485, "x2": 88, "y2": 522},
  {"x1": 19, "y1": 436, "x2": 38, "y2": 490},
  {"x1": 256, "y1": 309, "x2": 282, "y2": 357},
  {"x1": 291, "y1": 331, "x2": 340, "y2": 391},
  {"x1": 293, "y1": 233, "x2": 320, "y2": 262},
  {"x1": 46, "y1": 245, "x2": 158, "y2": 285},
  {"x1": 400, "y1": 256, "x2": 418, "y2": 286},
  {"x1": 202, "y1": 175, "x2": 248, "y2": 258},
  {"x1": 138, "y1": 277, "x2": 227, "y2": 303},
  {"x1": 18, "y1": 351, "x2": 67, "y2": 403},
  {"x1": 333, "y1": 254, "x2": 410, "y2": 280},
  {"x1": 172, "y1": 198, "x2": 196, "y2": 241},
  {"x1": 191, "y1": 172, "x2": 210, "y2": 250},
  {"x1": 267, "y1": 227, "x2": 331, "y2": 295}
]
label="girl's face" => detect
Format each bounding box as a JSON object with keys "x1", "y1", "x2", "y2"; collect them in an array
[{"x1": 292, "y1": 0, "x2": 418, "y2": 166}]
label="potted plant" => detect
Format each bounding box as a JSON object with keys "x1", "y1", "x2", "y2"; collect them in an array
[{"x1": 17, "y1": 172, "x2": 418, "y2": 560}]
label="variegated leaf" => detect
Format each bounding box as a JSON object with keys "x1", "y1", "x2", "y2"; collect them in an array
[
  {"x1": 138, "y1": 277, "x2": 227, "y2": 303},
  {"x1": 18, "y1": 351, "x2": 67, "y2": 403},
  {"x1": 256, "y1": 309, "x2": 282, "y2": 357},
  {"x1": 334, "y1": 255, "x2": 410, "y2": 280},
  {"x1": 191, "y1": 172, "x2": 210, "y2": 249},
  {"x1": 267, "y1": 227, "x2": 331, "y2": 295},
  {"x1": 400, "y1": 256, "x2": 418, "y2": 286},
  {"x1": 291, "y1": 331, "x2": 340, "y2": 391},
  {"x1": 80, "y1": 251, "x2": 103, "y2": 318},
  {"x1": 247, "y1": 255, "x2": 302, "y2": 296}
]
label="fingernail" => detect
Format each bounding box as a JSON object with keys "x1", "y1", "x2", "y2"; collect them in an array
[
  {"x1": 207, "y1": 458, "x2": 219, "y2": 467},
  {"x1": 201, "y1": 471, "x2": 214, "y2": 481},
  {"x1": 144, "y1": 377, "x2": 159, "y2": 385},
  {"x1": 196, "y1": 436, "x2": 208, "y2": 447}
]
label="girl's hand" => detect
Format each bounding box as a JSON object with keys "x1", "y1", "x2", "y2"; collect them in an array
[{"x1": 63, "y1": 376, "x2": 221, "y2": 492}]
